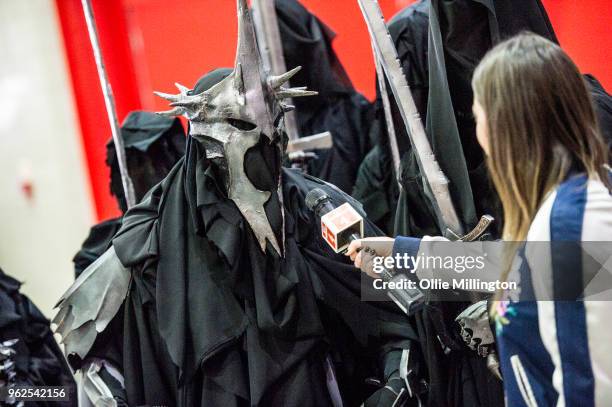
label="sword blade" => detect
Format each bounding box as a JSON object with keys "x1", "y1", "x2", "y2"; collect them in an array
[
  {"x1": 372, "y1": 46, "x2": 401, "y2": 179},
  {"x1": 252, "y1": 0, "x2": 300, "y2": 142},
  {"x1": 357, "y1": 0, "x2": 463, "y2": 235}
]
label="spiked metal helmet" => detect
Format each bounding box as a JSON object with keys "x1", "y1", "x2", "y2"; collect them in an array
[{"x1": 155, "y1": 0, "x2": 316, "y2": 256}]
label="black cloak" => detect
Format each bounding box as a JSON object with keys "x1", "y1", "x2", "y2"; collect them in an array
[
  {"x1": 353, "y1": 0, "x2": 612, "y2": 237},
  {"x1": 585, "y1": 74, "x2": 612, "y2": 149},
  {"x1": 355, "y1": 2, "x2": 558, "y2": 406},
  {"x1": 405, "y1": 6, "x2": 612, "y2": 405},
  {"x1": 275, "y1": 0, "x2": 376, "y2": 194},
  {"x1": 0, "y1": 269, "x2": 75, "y2": 406},
  {"x1": 352, "y1": 0, "x2": 429, "y2": 235},
  {"x1": 73, "y1": 111, "x2": 186, "y2": 278},
  {"x1": 75, "y1": 127, "x2": 417, "y2": 406},
  {"x1": 404, "y1": 0, "x2": 558, "y2": 237}
]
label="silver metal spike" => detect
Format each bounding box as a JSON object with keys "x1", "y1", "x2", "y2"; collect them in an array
[
  {"x1": 155, "y1": 106, "x2": 185, "y2": 117},
  {"x1": 169, "y1": 101, "x2": 199, "y2": 108},
  {"x1": 280, "y1": 103, "x2": 295, "y2": 112},
  {"x1": 268, "y1": 66, "x2": 302, "y2": 89},
  {"x1": 153, "y1": 91, "x2": 181, "y2": 102},
  {"x1": 169, "y1": 93, "x2": 204, "y2": 107},
  {"x1": 276, "y1": 88, "x2": 318, "y2": 99},
  {"x1": 175, "y1": 82, "x2": 190, "y2": 93}
]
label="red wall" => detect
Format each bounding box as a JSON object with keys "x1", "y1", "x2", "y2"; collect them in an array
[
  {"x1": 542, "y1": 0, "x2": 612, "y2": 89},
  {"x1": 55, "y1": 0, "x2": 611, "y2": 221},
  {"x1": 123, "y1": 0, "x2": 406, "y2": 112},
  {"x1": 56, "y1": 0, "x2": 143, "y2": 220}
]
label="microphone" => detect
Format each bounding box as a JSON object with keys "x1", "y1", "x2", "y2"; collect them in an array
[
  {"x1": 306, "y1": 188, "x2": 424, "y2": 315},
  {"x1": 306, "y1": 188, "x2": 363, "y2": 253}
]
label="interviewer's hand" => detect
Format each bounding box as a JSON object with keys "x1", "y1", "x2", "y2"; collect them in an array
[{"x1": 345, "y1": 237, "x2": 395, "y2": 278}]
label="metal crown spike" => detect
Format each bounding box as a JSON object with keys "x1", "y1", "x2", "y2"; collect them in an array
[
  {"x1": 153, "y1": 91, "x2": 181, "y2": 102},
  {"x1": 276, "y1": 88, "x2": 318, "y2": 99},
  {"x1": 175, "y1": 82, "x2": 190, "y2": 93},
  {"x1": 155, "y1": 106, "x2": 185, "y2": 117},
  {"x1": 268, "y1": 66, "x2": 302, "y2": 89},
  {"x1": 153, "y1": 85, "x2": 209, "y2": 118}
]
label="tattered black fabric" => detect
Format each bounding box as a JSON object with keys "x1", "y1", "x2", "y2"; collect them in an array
[
  {"x1": 276, "y1": 0, "x2": 375, "y2": 193},
  {"x1": 352, "y1": 2, "x2": 612, "y2": 406},
  {"x1": 98, "y1": 136, "x2": 416, "y2": 406},
  {"x1": 353, "y1": 1, "x2": 553, "y2": 406},
  {"x1": 0, "y1": 269, "x2": 75, "y2": 406}
]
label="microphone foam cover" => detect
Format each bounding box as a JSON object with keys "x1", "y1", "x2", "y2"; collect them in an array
[{"x1": 305, "y1": 188, "x2": 329, "y2": 212}]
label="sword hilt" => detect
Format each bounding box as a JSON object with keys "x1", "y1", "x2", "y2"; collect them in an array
[{"x1": 446, "y1": 215, "x2": 495, "y2": 242}]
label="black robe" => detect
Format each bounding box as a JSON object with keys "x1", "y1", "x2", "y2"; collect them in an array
[
  {"x1": 80, "y1": 137, "x2": 416, "y2": 406},
  {"x1": 353, "y1": 2, "x2": 555, "y2": 406},
  {"x1": 352, "y1": 2, "x2": 612, "y2": 406},
  {"x1": 585, "y1": 74, "x2": 612, "y2": 149},
  {"x1": 0, "y1": 269, "x2": 75, "y2": 406},
  {"x1": 352, "y1": 0, "x2": 429, "y2": 236},
  {"x1": 353, "y1": 0, "x2": 612, "y2": 237},
  {"x1": 276, "y1": 0, "x2": 376, "y2": 194}
]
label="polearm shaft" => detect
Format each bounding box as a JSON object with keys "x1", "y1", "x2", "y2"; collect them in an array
[
  {"x1": 252, "y1": 0, "x2": 300, "y2": 142},
  {"x1": 81, "y1": 0, "x2": 136, "y2": 208},
  {"x1": 357, "y1": 0, "x2": 463, "y2": 235}
]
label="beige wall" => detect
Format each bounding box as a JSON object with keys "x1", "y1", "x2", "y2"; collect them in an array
[{"x1": 0, "y1": 0, "x2": 94, "y2": 316}]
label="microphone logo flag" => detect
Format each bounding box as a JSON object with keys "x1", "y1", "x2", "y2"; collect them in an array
[{"x1": 320, "y1": 203, "x2": 363, "y2": 253}]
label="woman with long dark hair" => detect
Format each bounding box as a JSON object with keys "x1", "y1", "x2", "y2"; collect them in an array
[{"x1": 348, "y1": 32, "x2": 612, "y2": 405}]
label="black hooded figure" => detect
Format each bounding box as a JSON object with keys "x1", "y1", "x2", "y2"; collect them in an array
[
  {"x1": 352, "y1": 1, "x2": 429, "y2": 236},
  {"x1": 55, "y1": 64, "x2": 416, "y2": 407},
  {"x1": 353, "y1": 1, "x2": 612, "y2": 406},
  {"x1": 273, "y1": 0, "x2": 376, "y2": 194},
  {"x1": 54, "y1": 2, "x2": 416, "y2": 406},
  {"x1": 0, "y1": 268, "x2": 75, "y2": 406},
  {"x1": 72, "y1": 111, "x2": 185, "y2": 277},
  {"x1": 353, "y1": 0, "x2": 612, "y2": 237}
]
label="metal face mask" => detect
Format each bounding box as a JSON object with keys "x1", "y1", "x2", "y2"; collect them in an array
[{"x1": 155, "y1": 0, "x2": 315, "y2": 256}]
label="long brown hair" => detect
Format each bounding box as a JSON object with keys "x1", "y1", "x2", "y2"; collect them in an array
[{"x1": 472, "y1": 32, "x2": 610, "y2": 242}]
